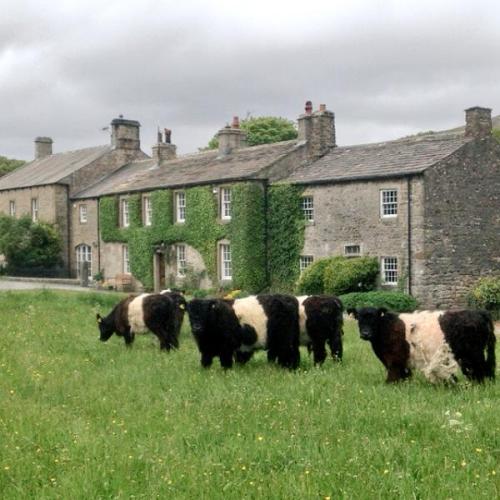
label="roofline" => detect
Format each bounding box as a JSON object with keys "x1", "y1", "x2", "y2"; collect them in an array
[
  {"x1": 284, "y1": 171, "x2": 425, "y2": 186},
  {"x1": 71, "y1": 176, "x2": 266, "y2": 200},
  {"x1": 0, "y1": 181, "x2": 70, "y2": 193}
]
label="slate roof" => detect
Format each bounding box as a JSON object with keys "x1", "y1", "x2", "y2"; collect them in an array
[
  {"x1": 283, "y1": 134, "x2": 468, "y2": 185},
  {"x1": 73, "y1": 140, "x2": 299, "y2": 198},
  {"x1": 0, "y1": 145, "x2": 111, "y2": 190}
]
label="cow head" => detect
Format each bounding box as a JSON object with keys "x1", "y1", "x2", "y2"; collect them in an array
[
  {"x1": 96, "y1": 313, "x2": 115, "y2": 342},
  {"x1": 347, "y1": 307, "x2": 387, "y2": 341}
]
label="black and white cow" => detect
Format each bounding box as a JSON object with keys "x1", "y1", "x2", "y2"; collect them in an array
[
  {"x1": 187, "y1": 294, "x2": 300, "y2": 369},
  {"x1": 97, "y1": 293, "x2": 180, "y2": 351},
  {"x1": 348, "y1": 307, "x2": 496, "y2": 383},
  {"x1": 297, "y1": 295, "x2": 344, "y2": 364},
  {"x1": 160, "y1": 289, "x2": 187, "y2": 340}
]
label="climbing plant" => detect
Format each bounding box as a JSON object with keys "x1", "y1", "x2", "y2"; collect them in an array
[{"x1": 267, "y1": 184, "x2": 305, "y2": 292}]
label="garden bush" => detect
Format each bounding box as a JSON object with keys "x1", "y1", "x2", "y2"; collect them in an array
[
  {"x1": 296, "y1": 258, "x2": 333, "y2": 294},
  {"x1": 340, "y1": 291, "x2": 418, "y2": 313},
  {"x1": 467, "y1": 276, "x2": 500, "y2": 320}
]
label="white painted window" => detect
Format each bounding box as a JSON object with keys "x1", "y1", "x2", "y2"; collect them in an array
[
  {"x1": 9, "y1": 200, "x2": 15, "y2": 217},
  {"x1": 301, "y1": 196, "x2": 314, "y2": 222},
  {"x1": 176, "y1": 244, "x2": 187, "y2": 277},
  {"x1": 31, "y1": 198, "x2": 39, "y2": 222},
  {"x1": 123, "y1": 245, "x2": 131, "y2": 274},
  {"x1": 79, "y1": 204, "x2": 88, "y2": 223},
  {"x1": 121, "y1": 199, "x2": 130, "y2": 228},
  {"x1": 76, "y1": 244, "x2": 92, "y2": 280},
  {"x1": 220, "y1": 243, "x2": 232, "y2": 280},
  {"x1": 344, "y1": 245, "x2": 361, "y2": 257},
  {"x1": 381, "y1": 189, "x2": 398, "y2": 217},
  {"x1": 143, "y1": 196, "x2": 152, "y2": 226},
  {"x1": 175, "y1": 192, "x2": 186, "y2": 223},
  {"x1": 381, "y1": 257, "x2": 398, "y2": 285},
  {"x1": 220, "y1": 187, "x2": 232, "y2": 220},
  {"x1": 299, "y1": 255, "x2": 314, "y2": 274}
]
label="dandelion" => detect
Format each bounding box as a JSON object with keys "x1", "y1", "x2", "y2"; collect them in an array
[
  {"x1": 492, "y1": 471, "x2": 496, "y2": 476},
  {"x1": 257, "y1": 436, "x2": 264, "y2": 441},
  {"x1": 461, "y1": 461, "x2": 467, "y2": 467},
  {"x1": 4, "y1": 466, "x2": 10, "y2": 470},
  {"x1": 9, "y1": 390, "x2": 14, "y2": 395},
  {"x1": 475, "y1": 448, "x2": 482, "y2": 453},
  {"x1": 383, "y1": 470, "x2": 389, "y2": 474},
  {"x1": 305, "y1": 470, "x2": 310, "y2": 475}
]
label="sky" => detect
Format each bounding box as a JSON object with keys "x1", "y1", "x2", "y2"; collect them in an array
[{"x1": 1, "y1": 0, "x2": 499, "y2": 160}]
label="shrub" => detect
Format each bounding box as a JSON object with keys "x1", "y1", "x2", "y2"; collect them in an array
[
  {"x1": 467, "y1": 276, "x2": 500, "y2": 320},
  {"x1": 340, "y1": 291, "x2": 418, "y2": 313},
  {"x1": 296, "y1": 258, "x2": 333, "y2": 294}
]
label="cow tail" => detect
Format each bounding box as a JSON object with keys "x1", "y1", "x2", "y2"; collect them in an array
[{"x1": 484, "y1": 312, "x2": 496, "y2": 379}]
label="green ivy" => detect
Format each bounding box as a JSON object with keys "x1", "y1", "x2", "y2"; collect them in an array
[{"x1": 267, "y1": 184, "x2": 305, "y2": 292}]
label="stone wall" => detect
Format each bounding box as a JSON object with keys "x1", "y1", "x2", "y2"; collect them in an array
[
  {"x1": 421, "y1": 138, "x2": 500, "y2": 308},
  {"x1": 300, "y1": 176, "x2": 425, "y2": 294}
]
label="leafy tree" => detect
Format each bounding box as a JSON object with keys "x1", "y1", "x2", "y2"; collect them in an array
[
  {"x1": 0, "y1": 156, "x2": 25, "y2": 177},
  {"x1": 493, "y1": 128, "x2": 500, "y2": 143},
  {"x1": 0, "y1": 215, "x2": 62, "y2": 269},
  {"x1": 204, "y1": 116, "x2": 298, "y2": 150}
]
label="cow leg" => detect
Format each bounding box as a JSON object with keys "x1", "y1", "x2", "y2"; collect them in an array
[
  {"x1": 201, "y1": 352, "x2": 213, "y2": 368},
  {"x1": 328, "y1": 334, "x2": 343, "y2": 361},
  {"x1": 235, "y1": 350, "x2": 254, "y2": 365},
  {"x1": 267, "y1": 349, "x2": 278, "y2": 364},
  {"x1": 386, "y1": 364, "x2": 410, "y2": 383},
  {"x1": 277, "y1": 344, "x2": 300, "y2": 370},
  {"x1": 310, "y1": 339, "x2": 327, "y2": 365},
  {"x1": 460, "y1": 352, "x2": 486, "y2": 382},
  {"x1": 219, "y1": 350, "x2": 234, "y2": 369},
  {"x1": 123, "y1": 329, "x2": 134, "y2": 347}
]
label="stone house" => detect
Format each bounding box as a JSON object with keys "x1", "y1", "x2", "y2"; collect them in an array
[{"x1": 0, "y1": 103, "x2": 498, "y2": 307}]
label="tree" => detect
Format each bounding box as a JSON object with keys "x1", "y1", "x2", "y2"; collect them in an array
[
  {"x1": 204, "y1": 116, "x2": 298, "y2": 150},
  {"x1": 0, "y1": 156, "x2": 25, "y2": 177},
  {"x1": 493, "y1": 128, "x2": 500, "y2": 143},
  {"x1": 0, "y1": 215, "x2": 62, "y2": 269}
]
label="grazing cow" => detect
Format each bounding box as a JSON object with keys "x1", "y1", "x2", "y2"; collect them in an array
[
  {"x1": 348, "y1": 307, "x2": 496, "y2": 383},
  {"x1": 297, "y1": 295, "x2": 344, "y2": 364},
  {"x1": 97, "y1": 293, "x2": 179, "y2": 351},
  {"x1": 187, "y1": 294, "x2": 300, "y2": 370},
  {"x1": 161, "y1": 289, "x2": 187, "y2": 339}
]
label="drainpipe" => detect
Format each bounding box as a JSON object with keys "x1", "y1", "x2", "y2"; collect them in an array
[
  {"x1": 97, "y1": 198, "x2": 101, "y2": 275},
  {"x1": 407, "y1": 177, "x2": 412, "y2": 296},
  {"x1": 66, "y1": 185, "x2": 71, "y2": 278}
]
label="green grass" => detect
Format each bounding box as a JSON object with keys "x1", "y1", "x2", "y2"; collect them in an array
[{"x1": 0, "y1": 290, "x2": 499, "y2": 499}]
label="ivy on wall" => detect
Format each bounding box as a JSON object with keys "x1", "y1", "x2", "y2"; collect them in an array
[
  {"x1": 99, "y1": 182, "x2": 268, "y2": 292},
  {"x1": 267, "y1": 184, "x2": 305, "y2": 292}
]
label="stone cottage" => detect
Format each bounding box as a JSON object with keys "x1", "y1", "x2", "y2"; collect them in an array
[{"x1": 0, "y1": 103, "x2": 498, "y2": 307}]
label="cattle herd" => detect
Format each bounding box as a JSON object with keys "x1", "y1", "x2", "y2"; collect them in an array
[{"x1": 96, "y1": 290, "x2": 496, "y2": 385}]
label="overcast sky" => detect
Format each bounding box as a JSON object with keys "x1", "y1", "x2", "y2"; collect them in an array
[{"x1": 1, "y1": 0, "x2": 499, "y2": 160}]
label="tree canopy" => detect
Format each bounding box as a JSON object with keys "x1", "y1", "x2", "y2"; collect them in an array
[
  {"x1": 0, "y1": 156, "x2": 25, "y2": 177},
  {"x1": 205, "y1": 116, "x2": 298, "y2": 150}
]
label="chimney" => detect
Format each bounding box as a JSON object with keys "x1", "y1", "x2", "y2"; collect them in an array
[
  {"x1": 34, "y1": 137, "x2": 53, "y2": 159},
  {"x1": 217, "y1": 116, "x2": 246, "y2": 156},
  {"x1": 111, "y1": 116, "x2": 141, "y2": 150},
  {"x1": 152, "y1": 128, "x2": 176, "y2": 162},
  {"x1": 465, "y1": 107, "x2": 492, "y2": 140},
  {"x1": 297, "y1": 101, "x2": 336, "y2": 159}
]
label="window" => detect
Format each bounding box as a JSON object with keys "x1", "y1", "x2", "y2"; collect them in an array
[
  {"x1": 220, "y1": 187, "x2": 231, "y2": 220},
  {"x1": 220, "y1": 243, "x2": 232, "y2": 280},
  {"x1": 76, "y1": 244, "x2": 92, "y2": 280},
  {"x1": 31, "y1": 198, "x2": 39, "y2": 222},
  {"x1": 344, "y1": 245, "x2": 361, "y2": 257},
  {"x1": 123, "y1": 245, "x2": 131, "y2": 274},
  {"x1": 143, "y1": 196, "x2": 152, "y2": 226},
  {"x1": 381, "y1": 189, "x2": 398, "y2": 217},
  {"x1": 9, "y1": 200, "x2": 15, "y2": 217},
  {"x1": 381, "y1": 257, "x2": 398, "y2": 285},
  {"x1": 79, "y1": 204, "x2": 88, "y2": 223},
  {"x1": 175, "y1": 192, "x2": 186, "y2": 223},
  {"x1": 299, "y1": 255, "x2": 314, "y2": 274},
  {"x1": 301, "y1": 196, "x2": 314, "y2": 222},
  {"x1": 176, "y1": 244, "x2": 187, "y2": 277},
  {"x1": 121, "y1": 199, "x2": 130, "y2": 227}
]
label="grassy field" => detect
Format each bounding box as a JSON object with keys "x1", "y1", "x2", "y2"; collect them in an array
[{"x1": 0, "y1": 290, "x2": 499, "y2": 499}]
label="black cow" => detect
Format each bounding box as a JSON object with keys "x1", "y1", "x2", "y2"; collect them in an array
[
  {"x1": 348, "y1": 307, "x2": 496, "y2": 383},
  {"x1": 97, "y1": 293, "x2": 179, "y2": 351},
  {"x1": 161, "y1": 289, "x2": 187, "y2": 340},
  {"x1": 187, "y1": 294, "x2": 300, "y2": 370}
]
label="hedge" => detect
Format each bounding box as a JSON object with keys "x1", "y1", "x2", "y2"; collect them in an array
[
  {"x1": 340, "y1": 291, "x2": 418, "y2": 313},
  {"x1": 467, "y1": 276, "x2": 500, "y2": 320}
]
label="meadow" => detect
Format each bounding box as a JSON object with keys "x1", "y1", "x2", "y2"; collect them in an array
[{"x1": 0, "y1": 290, "x2": 499, "y2": 499}]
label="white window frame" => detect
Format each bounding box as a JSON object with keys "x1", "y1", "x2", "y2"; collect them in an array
[
  {"x1": 219, "y1": 243, "x2": 232, "y2": 280},
  {"x1": 301, "y1": 196, "x2": 314, "y2": 222},
  {"x1": 76, "y1": 244, "x2": 92, "y2": 280},
  {"x1": 299, "y1": 255, "x2": 314, "y2": 274},
  {"x1": 381, "y1": 257, "x2": 398, "y2": 285},
  {"x1": 123, "y1": 245, "x2": 131, "y2": 274},
  {"x1": 121, "y1": 199, "x2": 130, "y2": 228},
  {"x1": 143, "y1": 196, "x2": 152, "y2": 226},
  {"x1": 380, "y1": 189, "x2": 398, "y2": 218},
  {"x1": 176, "y1": 244, "x2": 187, "y2": 277},
  {"x1": 79, "y1": 204, "x2": 88, "y2": 224},
  {"x1": 31, "y1": 198, "x2": 39, "y2": 222},
  {"x1": 9, "y1": 200, "x2": 15, "y2": 217},
  {"x1": 220, "y1": 187, "x2": 232, "y2": 220},
  {"x1": 344, "y1": 244, "x2": 361, "y2": 257},
  {"x1": 175, "y1": 192, "x2": 186, "y2": 223}
]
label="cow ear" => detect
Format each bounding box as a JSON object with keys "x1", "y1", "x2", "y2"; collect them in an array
[
  {"x1": 179, "y1": 303, "x2": 185, "y2": 310},
  {"x1": 379, "y1": 307, "x2": 388, "y2": 317},
  {"x1": 346, "y1": 308, "x2": 357, "y2": 318},
  {"x1": 96, "y1": 313, "x2": 102, "y2": 324}
]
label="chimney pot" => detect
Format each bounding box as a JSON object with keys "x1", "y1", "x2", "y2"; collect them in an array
[
  {"x1": 319, "y1": 104, "x2": 326, "y2": 112},
  {"x1": 305, "y1": 101, "x2": 313, "y2": 115},
  {"x1": 232, "y1": 116, "x2": 240, "y2": 129}
]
